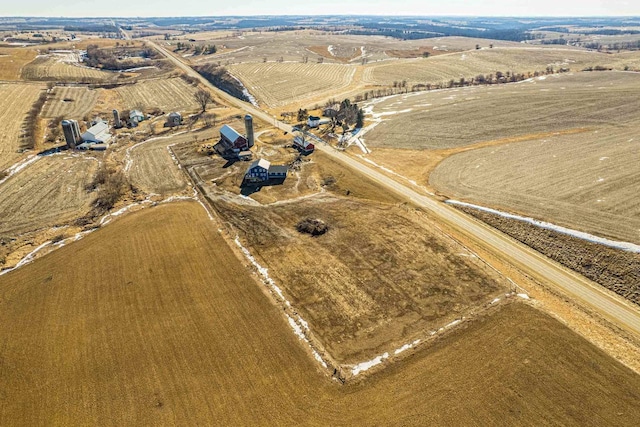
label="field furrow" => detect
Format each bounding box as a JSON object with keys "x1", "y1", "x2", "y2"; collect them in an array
[
  {"x1": 0, "y1": 155, "x2": 97, "y2": 236},
  {"x1": 227, "y1": 62, "x2": 355, "y2": 108},
  {"x1": 115, "y1": 78, "x2": 200, "y2": 112},
  {"x1": 0, "y1": 83, "x2": 45, "y2": 170}
]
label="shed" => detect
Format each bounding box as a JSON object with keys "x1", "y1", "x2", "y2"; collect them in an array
[
  {"x1": 293, "y1": 136, "x2": 315, "y2": 153},
  {"x1": 130, "y1": 110, "x2": 145, "y2": 122},
  {"x1": 167, "y1": 112, "x2": 182, "y2": 127}
]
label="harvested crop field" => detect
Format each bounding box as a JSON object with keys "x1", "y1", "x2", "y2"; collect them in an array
[
  {"x1": 456, "y1": 205, "x2": 640, "y2": 305},
  {"x1": 21, "y1": 54, "x2": 116, "y2": 82},
  {"x1": 41, "y1": 86, "x2": 99, "y2": 119},
  {"x1": 363, "y1": 47, "x2": 619, "y2": 86},
  {"x1": 0, "y1": 83, "x2": 45, "y2": 170},
  {"x1": 430, "y1": 124, "x2": 640, "y2": 245},
  {"x1": 1, "y1": 201, "x2": 640, "y2": 425},
  {"x1": 0, "y1": 154, "x2": 97, "y2": 236},
  {"x1": 216, "y1": 196, "x2": 509, "y2": 363},
  {"x1": 227, "y1": 62, "x2": 355, "y2": 107},
  {"x1": 363, "y1": 71, "x2": 640, "y2": 150},
  {"x1": 115, "y1": 78, "x2": 201, "y2": 112},
  {"x1": 126, "y1": 134, "x2": 189, "y2": 195},
  {"x1": 0, "y1": 47, "x2": 38, "y2": 80}
]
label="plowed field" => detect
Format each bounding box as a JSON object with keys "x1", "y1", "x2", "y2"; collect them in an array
[
  {"x1": 115, "y1": 78, "x2": 201, "y2": 112},
  {"x1": 0, "y1": 202, "x2": 639, "y2": 425},
  {"x1": 41, "y1": 86, "x2": 99, "y2": 119},
  {"x1": 0, "y1": 83, "x2": 45, "y2": 170}
]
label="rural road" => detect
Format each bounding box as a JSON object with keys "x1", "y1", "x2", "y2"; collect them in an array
[{"x1": 148, "y1": 40, "x2": 640, "y2": 338}]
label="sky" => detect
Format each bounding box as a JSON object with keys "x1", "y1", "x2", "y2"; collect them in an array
[{"x1": 2, "y1": 0, "x2": 640, "y2": 18}]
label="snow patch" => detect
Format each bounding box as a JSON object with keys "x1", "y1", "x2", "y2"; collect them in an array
[
  {"x1": 352, "y1": 352, "x2": 389, "y2": 376},
  {"x1": 517, "y1": 293, "x2": 530, "y2": 300},
  {"x1": 394, "y1": 339, "x2": 420, "y2": 355}
]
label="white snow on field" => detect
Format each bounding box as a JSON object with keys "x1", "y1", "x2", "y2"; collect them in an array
[
  {"x1": 447, "y1": 199, "x2": 640, "y2": 253},
  {"x1": 233, "y1": 236, "x2": 329, "y2": 370},
  {"x1": 287, "y1": 315, "x2": 307, "y2": 341},
  {"x1": 327, "y1": 45, "x2": 335, "y2": 56},
  {"x1": 312, "y1": 350, "x2": 328, "y2": 368},
  {"x1": 394, "y1": 339, "x2": 420, "y2": 355},
  {"x1": 491, "y1": 297, "x2": 501, "y2": 304},
  {"x1": 352, "y1": 352, "x2": 389, "y2": 376},
  {"x1": 227, "y1": 73, "x2": 259, "y2": 107},
  {"x1": 518, "y1": 293, "x2": 530, "y2": 300}
]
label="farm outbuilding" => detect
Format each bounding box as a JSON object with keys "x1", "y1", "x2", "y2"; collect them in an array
[
  {"x1": 130, "y1": 110, "x2": 145, "y2": 123},
  {"x1": 61, "y1": 119, "x2": 82, "y2": 148},
  {"x1": 81, "y1": 121, "x2": 112, "y2": 144},
  {"x1": 293, "y1": 136, "x2": 315, "y2": 154},
  {"x1": 166, "y1": 112, "x2": 182, "y2": 127},
  {"x1": 307, "y1": 115, "x2": 321, "y2": 128},
  {"x1": 220, "y1": 124, "x2": 248, "y2": 150}
]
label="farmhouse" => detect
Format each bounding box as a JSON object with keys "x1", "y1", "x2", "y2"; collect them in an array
[
  {"x1": 307, "y1": 115, "x2": 329, "y2": 128},
  {"x1": 81, "y1": 121, "x2": 112, "y2": 144},
  {"x1": 244, "y1": 158, "x2": 289, "y2": 183},
  {"x1": 293, "y1": 135, "x2": 315, "y2": 154},
  {"x1": 307, "y1": 115, "x2": 321, "y2": 128}
]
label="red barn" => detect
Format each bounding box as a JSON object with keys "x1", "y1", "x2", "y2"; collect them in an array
[
  {"x1": 293, "y1": 136, "x2": 315, "y2": 154},
  {"x1": 219, "y1": 124, "x2": 248, "y2": 150}
]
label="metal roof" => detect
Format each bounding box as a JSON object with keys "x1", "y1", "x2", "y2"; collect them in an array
[
  {"x1": 268, "y1": 165, "x2": 288, "y2": 175},
  {"x1": 248, "y1": 158, "x2": 271, "y2": 170},
  {"x1": 220, "y1": 124, "x2": 243, "y2": 142}
]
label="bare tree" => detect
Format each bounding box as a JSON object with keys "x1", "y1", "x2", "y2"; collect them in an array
[{"x1": 194, "y1": 89, "x2": 212, "y2": 113}]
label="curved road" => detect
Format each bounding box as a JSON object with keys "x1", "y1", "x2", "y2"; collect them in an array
[{"x1": 149, "y1": 40, "x2": 640, "y2": 338}]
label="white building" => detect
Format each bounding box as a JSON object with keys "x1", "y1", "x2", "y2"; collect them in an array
[{"x1": 81, "y1": 121, "x2": 112, "y2": 144}]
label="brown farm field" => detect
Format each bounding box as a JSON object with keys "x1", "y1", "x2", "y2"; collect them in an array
[
  {"x1": 363, "y1": 47, "x2": 631, "y2": 85},
  {"x1": 0, "y1": 83, "x2": 45, "y2": 170},
  {"x1": 0, "y1": 154, "x2": 97, "y2": 237},
  {"x1": 430, "y1": 124, "x2": 640, "y2": 245},
  {"x1": 0, "y1": 47, "x2": 38, "y2": 80},
  {"x1": 115, "y1": 77, "x2": 201, "y2": 112},
  {"x1": 227, "y1": 62, "x2": 355, "y2": 108},
  {"x1": 357, "y1": 71, "x2": 640, "y2": 244},
  {"x1": 362, "y1": 71, "x2": 640, "y2": 150},
  {"x1": 126, "y1": 133, "x2": 190, "y2": 195},
  {"x1": 41, "y1": 86, "x2": 99, "y2": 119},
  {"x1": 21, "y1": 54, "x2": 118, "y2": 82},
  {"x1": 1, "y1": 201, "x2": 640, "y2": 425}
]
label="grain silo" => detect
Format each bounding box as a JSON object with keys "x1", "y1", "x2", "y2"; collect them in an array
[
  {"x1": 61, "y1": 119, "x2": 81, "y2": 149},
  {"x1": 113, "y1": 109, "x2": 121, "y2": 128},
  {"x1": 244, "y1": 114, "x2": 254, "y2": 148}
]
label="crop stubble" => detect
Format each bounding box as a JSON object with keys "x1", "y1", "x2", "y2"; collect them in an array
[
  {"x1": 0, "y1": 83, "x2": 46, "y2": 170},
  {"x1": 0, "y1": 202, "x2": 639, "y2": 425}
]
